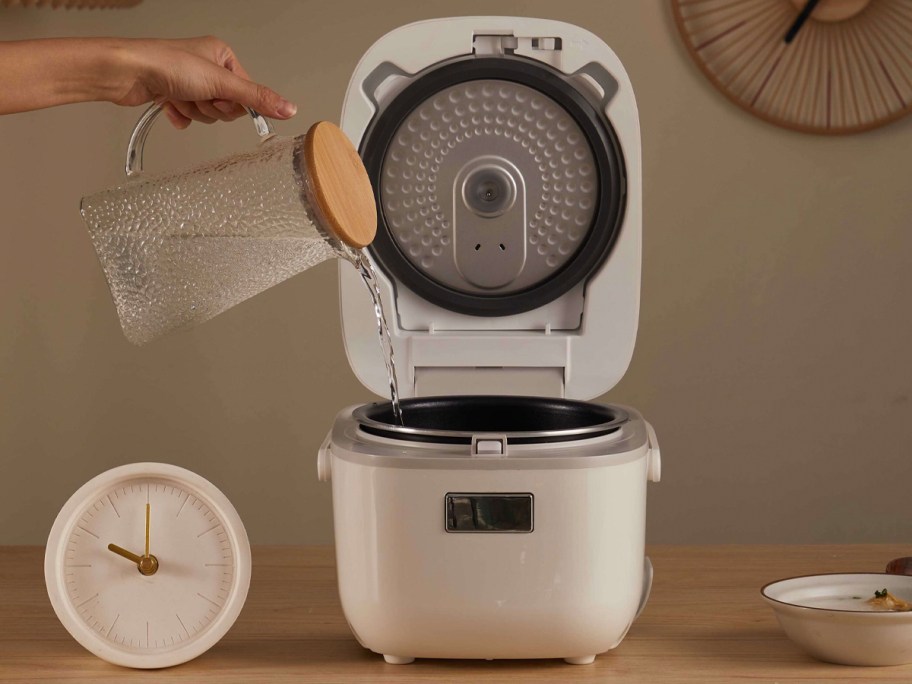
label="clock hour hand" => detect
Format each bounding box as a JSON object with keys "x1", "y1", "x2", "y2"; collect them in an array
[
  {"x1": 108, "y1": 543, "x2": 142, "y2": 564},
  {"x1": 784, "y1": 0, "x2": 821, "y2": 44},
  {"x1": 108, "y1": 542, "x2": 159, "y2": 576}
]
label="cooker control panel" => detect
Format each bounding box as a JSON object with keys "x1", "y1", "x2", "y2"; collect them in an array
[{"x1": 445, "y1": 493, "x2": 533, "y2": 533}]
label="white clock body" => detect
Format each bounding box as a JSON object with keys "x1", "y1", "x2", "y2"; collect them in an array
[{"x1": 44, "y1": 462, "x2": 251, "y2": 669}]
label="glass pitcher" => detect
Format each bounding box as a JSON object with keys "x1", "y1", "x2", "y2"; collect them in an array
[{"x1": 81, "y1": 104, "x2": 376, "y2": 345}]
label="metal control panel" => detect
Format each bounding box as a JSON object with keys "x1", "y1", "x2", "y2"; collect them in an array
[{"x1": 445, "y1": 493, "x2": 534, "y2": 533}]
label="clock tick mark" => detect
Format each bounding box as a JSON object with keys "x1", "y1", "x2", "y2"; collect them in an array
[
  {"x1": 197, "y1": 524, "x2": 221, "y2": 538},
  {"x1": 107, "y1": 495, "x2": 120, "y2": 518},
  {"x1": 176, "y1": 613, "x2": 191, "y2": 638},
  {"x1": 108, "y1": 613, "x2": 120, "y2": 637},
  {"x1": 76, "y1": 525, "x2": 99, "y2": 539},
  {"x1": 176, "y1": 493, "x2": 190, "y2": 519},
  {"x1": 76, "y1": 593, "x2": 99, "y2": 609},
  {"x1": 197, "y1": 592, "x2": 222, "y2": 608}
]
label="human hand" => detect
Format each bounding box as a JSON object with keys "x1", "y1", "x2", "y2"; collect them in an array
[{"x1": 110, "y1": 36, "x2": 297, "y2": 129}]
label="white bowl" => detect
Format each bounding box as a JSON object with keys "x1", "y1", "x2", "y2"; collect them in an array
[{"x1": 762, "y1": 573, "x2": 912, "y2": 666}]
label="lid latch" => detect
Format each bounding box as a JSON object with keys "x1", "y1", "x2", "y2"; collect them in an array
[
  {"x1": 473, "y1": 33, "x2": 563, "y2": 57},
  {"x1": 471, "y1": 433, "x2": 509, "y2": 458}
]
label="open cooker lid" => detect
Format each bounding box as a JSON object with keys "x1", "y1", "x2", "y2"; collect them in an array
[{"x1": 339, "y1": 17, "x2": 642, "y2": 401}]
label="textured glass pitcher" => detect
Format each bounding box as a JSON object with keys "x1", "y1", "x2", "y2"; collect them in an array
[{"x1": 81, "y1": 104, "x2": 376, "y2": 345}]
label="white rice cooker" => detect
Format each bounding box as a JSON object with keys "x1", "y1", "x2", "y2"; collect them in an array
[{"x1": 317, "y1": 16, "x2": 661, "y2": 665}]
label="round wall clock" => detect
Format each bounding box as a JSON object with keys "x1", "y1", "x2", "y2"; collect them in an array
[
  {"x1": 671, "y1": 0, "x2": 912, "y2": 133},
  {"x1": 44, "y1": 463, "x2": 251, "y2": 669}
]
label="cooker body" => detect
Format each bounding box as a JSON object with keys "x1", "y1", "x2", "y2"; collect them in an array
[{"x1": 322, "y1": 400, "x2": 656, "y2": 662}]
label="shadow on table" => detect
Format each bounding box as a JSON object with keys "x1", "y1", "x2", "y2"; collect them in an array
[{"x1": 188, "y1": 637, "x2": 618, "y2": 679}]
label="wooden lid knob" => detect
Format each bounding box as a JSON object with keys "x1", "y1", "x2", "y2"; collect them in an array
[{"x1": 303, "y1": 121, "x2": 376, "y2": 249}]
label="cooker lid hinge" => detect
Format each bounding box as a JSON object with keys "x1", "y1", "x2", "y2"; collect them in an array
[
  {"x1": 408, "y1": 334, "x2": 570, "y2": 397},
  {"x1": 413, "y1": 367, "x2": 566, "y2": 398}
]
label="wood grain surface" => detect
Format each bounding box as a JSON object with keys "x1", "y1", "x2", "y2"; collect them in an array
[
  {"x1": 303, "y1": 121, "x2": 376, "y2": 249},
  {"x1": 670, "y1": 0, "x2": 912, "y2": 134},
  {"x1": 2, "y1": 544, "x2": 911, "y2": 682}
]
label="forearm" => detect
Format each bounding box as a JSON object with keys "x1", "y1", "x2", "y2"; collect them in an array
[
  {"x1": 0, "y1": 35, "x2": 294, "y2": 126},
  {"x1": 0, "y1": 38, "x2": 134, "y2": 114}
]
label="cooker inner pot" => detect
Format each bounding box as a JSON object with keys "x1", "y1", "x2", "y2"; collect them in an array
[{"x1": 353, "y1": 395, "x2": 628, "y2": 445}]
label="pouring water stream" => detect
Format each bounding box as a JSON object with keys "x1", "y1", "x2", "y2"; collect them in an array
[{"x1": 350, "y1": 249, "x2": 403, "y2": 425}]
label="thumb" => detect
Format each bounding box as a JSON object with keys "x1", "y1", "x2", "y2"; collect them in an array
[{"x1": 214, "y1": 70, "x2": 297, "y2": 119}]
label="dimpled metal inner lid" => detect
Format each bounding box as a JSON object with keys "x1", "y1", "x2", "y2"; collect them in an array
[{"x1": 380, "y1": 79, "x2": 599, "y2": 295}]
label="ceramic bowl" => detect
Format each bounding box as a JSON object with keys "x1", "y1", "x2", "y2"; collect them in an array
[{"x1": 762, "y1": 573, "x2": 912, "y2": 666}]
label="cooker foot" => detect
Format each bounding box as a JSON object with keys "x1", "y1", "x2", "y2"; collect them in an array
[
  {"x1": 383, "y1": 655, "x2": 415, "y2": 665},
  {"x1": 564, "y1": 655, "x2": 596, "y2": 665}
]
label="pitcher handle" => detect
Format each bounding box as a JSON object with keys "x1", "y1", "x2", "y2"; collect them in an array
[{"x1": 125, "y1": 103, "x2": 275, "y2": 178}]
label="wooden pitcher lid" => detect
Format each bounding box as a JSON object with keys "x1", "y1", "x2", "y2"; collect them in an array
[{"x1": 303, "y1": 121, "x2": 377, "y2": 249}]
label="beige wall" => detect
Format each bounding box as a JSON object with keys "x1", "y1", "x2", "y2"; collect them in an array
[{"x1": 2, "y1": 0, "x2": 911, "y2": 546}]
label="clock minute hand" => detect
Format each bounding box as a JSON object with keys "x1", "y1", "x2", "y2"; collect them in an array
[
  {"x1": 144, "y1": 502, "x2": 150, "y2": 559},
  {"x1": 784, "y1": 0, "x2": 821, "y2": 44}
]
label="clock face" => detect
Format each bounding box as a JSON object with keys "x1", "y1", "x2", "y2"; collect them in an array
[
  {"x1": 45, "y1": 463, "x2": 251, "y2": 669},
  {"x1": 672, "y1": 0, "x2": 912, "y2": 133}
]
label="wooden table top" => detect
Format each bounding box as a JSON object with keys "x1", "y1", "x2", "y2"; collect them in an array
[{"x1": 2, "y1": 544, "x2": 911, "y2": 682}]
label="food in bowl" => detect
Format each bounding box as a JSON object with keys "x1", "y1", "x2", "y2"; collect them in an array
[{"x1": 867, "y1": 588, "x2": 912, "y2": 612}]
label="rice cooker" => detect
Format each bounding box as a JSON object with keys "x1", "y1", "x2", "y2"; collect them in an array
[{"x1": 317, "y1": 16, "x2": 661, "y2": 665}]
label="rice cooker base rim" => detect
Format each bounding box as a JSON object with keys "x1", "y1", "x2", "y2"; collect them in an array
[{"x1": 351, "y1": 395, "x2": 630, "y2": 445}]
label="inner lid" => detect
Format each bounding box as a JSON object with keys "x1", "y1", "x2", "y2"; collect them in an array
[
  {"x1": 359, "y1": 56, "x2": 627, "y2": 319},
  {"x1": 303, "y1": 121, "x2": 377, "y2": 249},
  {"x1": 353, "y1": 395, "x2": 627, "y2": 445},
  {"x1": 378, "y1": 79, "x2": 598, "y2": 295}
]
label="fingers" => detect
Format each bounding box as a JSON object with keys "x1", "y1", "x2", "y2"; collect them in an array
[
  {"x1": 162, "y1": 102, "x2": 191, "y2": 130},
  {"x1": 170, "y1": 99, "x2": 217, "y2": 125},
  {"x1": 213, "y1": 99, "x2": 240, "y2": 114},
  {"x1": 219, "y1": 49, "x2": 252, "y2": 81},
  {"x1": 143, "y1": 37, "x2": 297, "y2": 125},
  {"x1": 163, "y1": 100, "x2": 238, "y2": 129},
  {"x1": 212, "y1": 69, "x2": 297, "y2": 120},
  {"x1": 196, "y1": 98, "x2": 241, "y2": 122}
]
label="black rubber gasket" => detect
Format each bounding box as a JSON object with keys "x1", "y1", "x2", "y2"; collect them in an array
[
  {"x1": 360, "y1": 56, "x2": 627, "y2": 317},
  {"x1": 354, "y1": 395, "x2": 625, "y2": 446}
]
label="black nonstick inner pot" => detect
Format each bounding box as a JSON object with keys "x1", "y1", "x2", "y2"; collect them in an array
[{"x1": 353, "y1": 395, "x2": 628, "y2": 445}]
